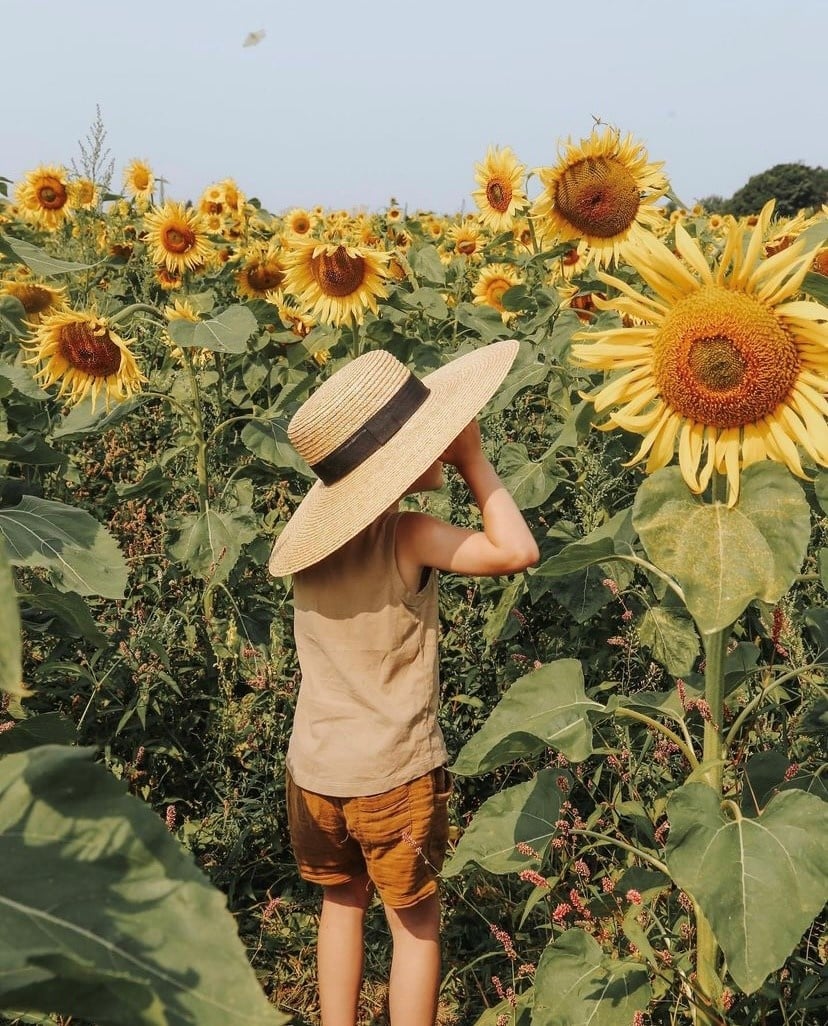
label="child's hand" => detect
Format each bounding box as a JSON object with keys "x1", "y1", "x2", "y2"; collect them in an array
[{"x1": 440, "y1": 420, "x2": 482, "y2": 470}]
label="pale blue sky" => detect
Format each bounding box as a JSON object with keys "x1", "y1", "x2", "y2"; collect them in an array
[{"x1": 3, "y1": 0, "x2": 826, "y2": 214}]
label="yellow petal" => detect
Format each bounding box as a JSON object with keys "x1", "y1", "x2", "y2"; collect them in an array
[{"x1": 679, "y1": 421, "x2": 705, "y2": 492}]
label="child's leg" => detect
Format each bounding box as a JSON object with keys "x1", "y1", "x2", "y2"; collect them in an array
[
  {"x1": 318, "y1": 872, "x2": 374, "y2": 1026},
  {"x1": 384, "y1": 891, "x2": 441, "y2": 1026}
]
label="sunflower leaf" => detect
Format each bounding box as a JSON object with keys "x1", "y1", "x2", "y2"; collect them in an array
[
  {"x1": 451, "y1": 659, "x2": 602, "y2": 775},
  {"x1": 0, "y1": 496, "x2": 128, "y2": 599},
  {"x1": 171, "y1": 305, "x2": 258, "y2": 354},
  {"x1": 633, "y1": 464, "x2": 810, "y2": 634},
  {"x1": 0, "y1": 234, "x2": 100, "y2": 276},
  {"x1": 441, "y1": 769, "x2": 567, "y2": 876},
  {"x1": 665, "y1": 782, "x2": 828, "y2": 993},
  {"x1": 0, "y1": 745, "x2": 289, "y2": 1025},
  {"x1": 532, "y1": 929, "x2": 651, "y2": 1026},
  {"x1": 0, "y1": 538, "x2": 28, "y2": 698}
]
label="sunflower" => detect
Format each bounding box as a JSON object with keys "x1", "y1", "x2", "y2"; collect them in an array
[
  {"x1": 570, "y1": 201, "x2": 828, "y2": 505},
  {"x1": 70, "y1": 177, "x2": 99, "y2": 210},
  {"x1": 472, "y1": 263, "x2": 522, "y2": 320},
  {"x1": 472, "y1": 147, "x2": 527, "y2": 233},
  {"x1": 15, "y1": 165, "x2": 73, "y2": 230},
  {"x1": 447, "y1": 222, "x2": 485, "y2": 260},
  {"x1": 1, "y1": 279, "x2": 66, "y2": 323},
  {"x1": 143, "y1": 201, "x2": 213, "y2": 274},
  {"x1": 123, "y1": 159, "x2": 155, "y2": 202},
  {"x1": 273, "y1": 300, "x2": 316, "y2": 339},
  {"x1": 26, "y1": 309, "x2": 146, "y2": 410},
  {"x1": 285, "y1": 207, "x2": 315, "y2": 236},
  {"x1": 235, "y1": 247, "x2": 288, "y2": 299},
  {"x1": 284, "y1": 240, "x2": 389, "y2": 326},
  {"x1": 531, "y1": 127, "x2": 668, "y2": 268}
]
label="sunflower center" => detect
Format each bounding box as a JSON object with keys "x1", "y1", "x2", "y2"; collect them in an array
[
  {"x1": 13, "y1": 285, "x2": 56, "y2": 315},
  {"x1": 311, "y1": 246, "x2": 366, "y2": 297},
  {"x1": 248, "y1": 262, "x2": 286, "y2": 293},
  {"x1": 555, "y1": 157, "x2": 640, "y2": 238},
  {"x1": 37, "y1": 178, "x2": 68, "y2": 210},
  {"x1": 687, "y1": 337, "x2": 746, "y2": 391},
  {"x1": 653, "y1": 285, "x2": 800, "y2": 428},
  {"x1": 162, "y1": 224, "x2": 196, "y2": 254},
  {"x1": 486, "y1": 179, "x2": 512, "y2": 213},
  {"x1": 58, "y1": 322, "x2": 122, "y2": 378},
  {"x1": 293, "y1": 216, "x2": 310, "y2": 233},
  {"x1": 458, "y1": 239, "x2": 477, "y2": 255},
  {"x1": 133, "y1": 169, "x2": 150, "y2": 189}
]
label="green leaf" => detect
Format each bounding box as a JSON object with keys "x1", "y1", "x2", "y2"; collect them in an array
[
  {"x1": 0, "y1": 539, "x2": 27, "y2": 697},
  {"x1": 486, "y1": 348, "x2": 549, "y2": 414},
  {"x1": 0, "y1": 745, "x2": 288, "y2": 1026},
  {"x1": 633, "y1": 464, "x2": 810, "y2": 634},
  {"x1": 0, "y1": 234, "x2": 101, "y2": 276},
  {"x1": 501, "y1": 284, "x2": 531, "y2": 312},
  {"x1": 51, "y1": 394, "x2": 147, "y2": 439},
  {"x1": 18, "y1": 580, "x2": 108, "y2": 646},
  {"x1": 441, "y1": 769, "x2": 566, "y2": 877},
  {"x1": 481, "y1": 577, "x2": 525, "y2": 649},
  {"x1": 665, "y1": 782, "x2": 828, "y2": 993},
  {"x1": 451, "y1": 659, "x2": 602, "y2": 775},
  {"x1": 532, "y1": 929, "x2": 651, "y2": 1026},
  {"x1": 170, "y1": 305, "x2": 258, "y2": 354},
  {"x1": 802, "y1": 270, "x2": 828, "y2": 305},
  {"x1": 167, "y1": 508, "x2": 258, "y2": 585},
  {"x1": 0, "y1": 712, "x2": 76, "y2": 755},
  {"x1": 637, "y1": 605, "x2": 699, "y2": 676},
  {"x1": 115, "y1": 465, "x2": 173, "y2": 501},
  {"x1": 240, "y1": 418, "x2": 313, "y2": 476},
  {"x1": 402, "y1": 287, "x2": 448, "y2": 320},
  {"x1": 0, "y1": 496, "x2": 128, "y2": 599},
  {"x1": 0, "y1": 432, "x2": 66, "y2": 468},
  {"x1": 0, "y1": 361, "x2": 47, "y2": 401},
  {"x1": 497, "y1": 443, "x2": 561, "y2": 510},
  {"x1": 408, "y1": 243, "x2": 446, "y2": 284}
]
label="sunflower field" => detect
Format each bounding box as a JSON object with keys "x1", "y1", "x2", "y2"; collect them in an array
[{"x1": 1, "y1": 128, "x2": 828, "y2": 1026}]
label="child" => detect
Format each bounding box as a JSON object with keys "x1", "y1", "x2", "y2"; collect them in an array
[{"x1": 268, "y1": 338, "x2": 539, "y2": 1026}]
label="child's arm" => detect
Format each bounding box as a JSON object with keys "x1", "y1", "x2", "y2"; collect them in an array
[{"x1": 396, "y1": 421, "x2": 540, "y2": 581}]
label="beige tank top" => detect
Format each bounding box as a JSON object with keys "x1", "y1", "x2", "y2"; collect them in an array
[{"x1": 286, "y1": 508, "x2": 448, "y2": 797}]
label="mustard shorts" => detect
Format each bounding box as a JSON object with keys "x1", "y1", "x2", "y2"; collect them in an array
[{"x1": 286, "y1": 767, "x2": 452, "y2": 908}]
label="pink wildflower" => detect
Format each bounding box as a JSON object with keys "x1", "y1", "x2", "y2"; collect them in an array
[
  {"x1": 490, "y1": 923, "x2": 517, "y2": 960},
  {"x1": 625, "y1": 889, "x2": 642, "y2": 905},
  {"x1": 519, "y1": 868, "x2": 549, "y2": 888}
]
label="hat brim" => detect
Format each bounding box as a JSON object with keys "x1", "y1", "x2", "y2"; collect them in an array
[{"x1": 267, "y1": 338, "x2": 520, "y2": 576}]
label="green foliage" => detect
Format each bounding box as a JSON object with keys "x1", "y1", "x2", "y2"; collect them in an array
[
  {"x1": 0, "y1": 745, "x2": 289, "y2": 1026},
  {"x1": 666, "y1": 783, "x2": 828, "y2": 993},
  {"x1": 728, "y1": 162, "x2": 828, "y2": 216},
  {"x1": 1, "y1": 184, "x2": 827, "y2": 1026}
]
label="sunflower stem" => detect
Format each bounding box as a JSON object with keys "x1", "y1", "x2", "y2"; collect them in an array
[
  {"x1": 182, "y1": 350, "x2": 214, "y2": 623},
  {"x1": 108, "y1": 302, "x2": 165, "y2": 325},
  {"x1": 350, "y1": 317, "x2": 361, "y2": 359},
  {"x1": 693, "y1": 625, "x2": 729, "y2": 1022}
]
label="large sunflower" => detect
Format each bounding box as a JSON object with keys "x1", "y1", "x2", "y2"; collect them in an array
[
  {"x1": 123, "y1": 159, "x2": 155, "y2": 203},
  {"x1": 284, "y1": 240, "x2": 389, "y2": 326},
  {"x1": 472, "y1": 147, "x2": 527, "y2": 233},
  {"x1": 143, "y1": 201, "x2": 213, "y2": 274},
  {"x1": 26, "y1": 309, "x2": 146, "y2": 410},
  {"x1": 570, "y1": 201, "x2": 828, "y2": 504},
  {"x1": 15, "y1": 165, "x2": 73, "y2": 230},
  {"x1": 532, "y1": 127, "x2": 668, "y2": 268}
]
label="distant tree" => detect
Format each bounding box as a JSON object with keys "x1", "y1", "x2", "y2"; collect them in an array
[
  {"x1": 696, "y1": 194, "x2": 728, "y2": 214},
  {"x1": 728, "y1": 162, "x2": 828, "y2": 217}
]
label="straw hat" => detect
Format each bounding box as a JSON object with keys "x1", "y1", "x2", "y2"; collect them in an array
[{"x1": 268, "y1": 338, "x2": 520, "y2": 576}]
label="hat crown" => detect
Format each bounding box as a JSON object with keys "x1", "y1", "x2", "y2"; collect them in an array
[{"x1": 288, "y1": 350, "x2": 413, "y2": 465}]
